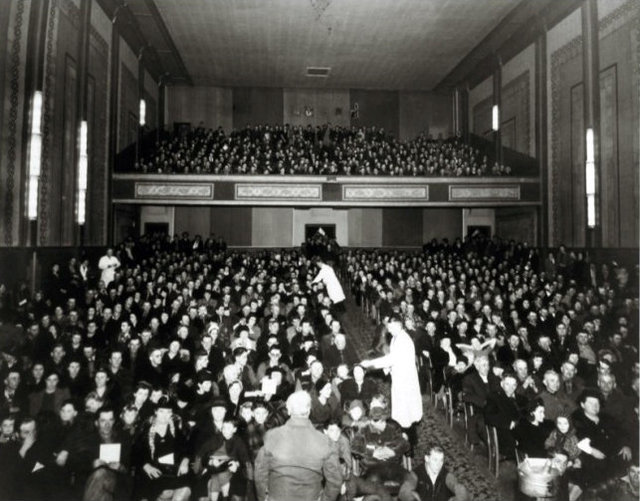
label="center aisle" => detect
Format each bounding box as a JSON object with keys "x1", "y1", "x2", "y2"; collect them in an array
[{"x1": 339, "y1": 287, "x2": 502, "y2": 501}]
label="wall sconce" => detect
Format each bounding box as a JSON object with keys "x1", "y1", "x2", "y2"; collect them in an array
[
  {"x1": 492, "y1": 105, "x2": 499, "y2": 131},
  {"x1": 27, "y1": 91, "x2": 43, "y2": 220},
  {"x1": 585, "y1": 128, "x2": 596, "y2": 228},
  {"x1": 139, "y1": 99, "x2": 146, "y2": 126},
  {"x1": 76, "y1": 120, "x2": 88, "y2": 225}
]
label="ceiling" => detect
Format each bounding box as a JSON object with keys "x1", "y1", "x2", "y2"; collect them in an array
[{"x1": 151, "y1": 0, "x2": 521, "y2": 91}]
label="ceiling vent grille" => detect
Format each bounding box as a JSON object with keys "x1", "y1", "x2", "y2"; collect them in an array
[{"x1": 306, "y1": 67, "x2": 331, "y2": 77}]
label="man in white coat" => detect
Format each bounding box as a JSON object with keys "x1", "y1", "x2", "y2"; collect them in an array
[
  {"x1": 361, "y1": 315, "x2": 423, "y2": 435},
  {"x1": 98, "y1": 248, "x2": 120, "y2": 288},
  {"x1": 312, "y1": 256, "x2": 346, "y2": 315}
]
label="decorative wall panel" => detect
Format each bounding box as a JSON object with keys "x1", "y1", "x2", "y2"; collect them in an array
[
  {"x1": 599, "y1": 65, "x2": 619, "y2": 246},
  {"x1": 343, "y1": 185, "x2": 428, "y2": 201},
  {"x1": 501, "y1": 70, "x2": 530, "y2": 155},
  {"x1": 87, "y1": 26, "x2": 109, "y2": 244},
  {"x1": 119, "y1": 63, "x2": 137, "y2": 150},
  {"x1": 449, "y1": 185, "x2": 520, "y2": 201},
  {"x1": 135, "y1": 183, "x2": 214, "y2": 200},
  {"x1": 39, "y1": 0, "x2": 59, "y2": 244},
  {"x1": 1, "y1": 0, "x2": 27, "y2": 245},
  {"x1": 60, "y1": 53, "x2": 78, "y2": 245},
  {"x1": 235, "y1": 184, "x2": 321, "y2": 201}
]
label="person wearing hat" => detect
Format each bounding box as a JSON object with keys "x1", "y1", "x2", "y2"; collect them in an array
[
  {"x1": 341, "y1": 399, "x2": 369, "y2": 437},
  {"x1": 360, "y1": 315, "x2": 423, "y2": 430},
  {"x1": 349, "y1": 405, "x2": 410, "y2": 501},
  {"x1": 255, "y1": 390, "x2": 342, "y2": 501},
  {"x1": 134, "y1": 396, "x2": 191, "y2": 501}
]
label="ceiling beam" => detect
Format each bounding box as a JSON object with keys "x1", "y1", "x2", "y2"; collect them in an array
[
  {"x1": 435, "y1": 0, "x2": 584, "y2": 91},
  {"x1": 143, "y1": 0, "x2": 193, "y2": 86}
]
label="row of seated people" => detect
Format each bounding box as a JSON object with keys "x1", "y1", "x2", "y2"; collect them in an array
[
  {"x1": 0, "y1": 234, "x2": 468, "y2": 501},
  {"x1": 345, "y1": 237, "x2": 639, "y2": 499},
  {"x1": 130, "y1": 124, "x2": 513, "y2": 177}
]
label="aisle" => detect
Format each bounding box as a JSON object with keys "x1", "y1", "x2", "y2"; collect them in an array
[{"x1": 340, "y1": 289, "x2": 503, "y2": 500}]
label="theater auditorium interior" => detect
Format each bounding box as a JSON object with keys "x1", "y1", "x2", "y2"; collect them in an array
[{"x1": 0, "y1": 0, "x2": 638, "y2": 500}]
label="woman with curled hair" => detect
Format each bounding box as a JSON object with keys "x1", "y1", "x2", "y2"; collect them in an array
[{"x1": 513, "y1": 397, "x2": 553, "y2": 458}]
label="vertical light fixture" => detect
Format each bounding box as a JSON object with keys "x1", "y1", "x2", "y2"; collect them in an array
[
  {"x1": 492, "y1": 105, "x2": 500, "y2": 131},
  {"x1": 139, "y1": 98, "x2": 146, "y2": 126},
  {"x1": 585, "y1": 128, "x2": 596, "y2": 228},
  {"x1": 76, "y1": 120, "x2": 88, "y2": 225},
  {"x1": 27, "y1": 91, "x2": 43, "y2": 220}
]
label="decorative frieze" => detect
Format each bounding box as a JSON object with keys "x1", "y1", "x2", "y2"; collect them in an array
[
  {"x1": 449, "y1": 185, "x2": 520, "y2": 201},
  {"x1": 343, "y1": 185, "x2": 429, "y2": 201},
  {"x1": 235, "y1": 184, "x2": 322, "y2": 200},
  {"x1": 135, "y1": 183, "x2": 214, "y2": 199}
]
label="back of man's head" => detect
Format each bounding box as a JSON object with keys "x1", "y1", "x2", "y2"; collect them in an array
[{"x1": 286, "y1": 390, "x2": 311, "y2": 418}]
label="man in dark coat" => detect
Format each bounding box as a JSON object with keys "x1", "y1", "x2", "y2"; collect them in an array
[
  {"x1": 461, "y1": 355, "x2": 500, "y2": 445},
  {"x1": 484, "y1": 373, "x2": 526, "y2": 459}
]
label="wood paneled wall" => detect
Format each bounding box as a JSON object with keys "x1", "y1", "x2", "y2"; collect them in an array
[
  {"x1": 170, "y1": 207, "x2": 464, "y2": 248},
  {"x1": 283, "y1": 88, "x2": 350, "y2": 127},
  {"x1": 232, "y1": 87, "x2": 284, "y2": 127}
]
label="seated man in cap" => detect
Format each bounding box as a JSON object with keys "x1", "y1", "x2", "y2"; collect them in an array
[
  {"x1": 399, "y1": 445, "x2": 470, "y2": 501},
  {"x1": 350, "y1": 406, "x2": 411, "y2": 501}
]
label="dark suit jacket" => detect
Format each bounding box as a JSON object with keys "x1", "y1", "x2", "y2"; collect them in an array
[
  {"x1": 496, "y1": 345, "x2": 528, "y2": 367},
  {"x1": 28, "y1": 388, "x2": 70, "y2": 416},
  {"x1": 338, "y1": 378, "x2": 377, "y2": 406},
  {"x1": 484, "y1": 390, "x2": 525, "y2": 430},
  {"x1": 462, "y1": 371, "x2": 500, "y2": 410}
]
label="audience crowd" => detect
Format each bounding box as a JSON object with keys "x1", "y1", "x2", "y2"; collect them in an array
[
  {"x1": 0, "y1": 231, "x2": 636, "y2": 501},
  {"x1": 128, "y1": 124, "x2": 514, "y2": 177},
  {"x1": 346, "y1": 235, "x2": 638, "y2": 500}
]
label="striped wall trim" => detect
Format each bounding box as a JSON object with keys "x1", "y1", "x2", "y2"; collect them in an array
[
  {"x1": 135, "y1": 183, "x2": 214, "y2": 200},
  {"x1": 449, "y1": 185, "x2": 521, "y2": 201},
  {"x1": 235, "y1": 184, "x2": 322, "y2": 201},
  {"x1": 343, "y1": 185, "x2": 429, "y2": 201}
]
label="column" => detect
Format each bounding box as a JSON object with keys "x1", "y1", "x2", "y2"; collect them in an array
[
  {"x1": 535, "y1": 22, "x2": 548, "y2": 248},
  {"x1": 107, "y1": 7, "x2": 123, "y2": 244},
  {"x1": 136, "y1": 46, "x2": 146, "y2": 166},
  {"x1": 581, "y1": 0, "x2": 601, "y2": 247},
  {"x1": 461, "y1": 83, "x2": 470, "y2": 143},
  {"x1": 157, "y1": 74, "x2": 167, "y2": 142},
  {"x1": 492, "y1": 58, "x2": 502, "y2": 165}
]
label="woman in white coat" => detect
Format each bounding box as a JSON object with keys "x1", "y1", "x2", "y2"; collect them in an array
[{"x1": 361, "y1": 315, "x2": 423, "y2": 430}]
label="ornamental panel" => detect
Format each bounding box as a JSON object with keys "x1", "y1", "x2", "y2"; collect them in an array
[
  {"x1": 135, "y1": 183, "x2": 214, "y2": 199},
  {"x1": 235, "y1": 184, "x2": 322, "y2": 200},
  {"x1": 449, "y1": 185, "x2": 520, "y2": 201},
  {"x1": 343, "y1": 185, "x2": 429, "y2": 201}
]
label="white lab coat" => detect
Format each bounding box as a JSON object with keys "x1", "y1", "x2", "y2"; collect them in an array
[
  {"x1": 98, "y1": 255, "x2": 120, "y2": 287},
  {"x1": 367, "y1": 329, "x2": 423, "y2": 427},
  {"x1": 312, "y1": 263, "x2": 346, "y2": 304}
]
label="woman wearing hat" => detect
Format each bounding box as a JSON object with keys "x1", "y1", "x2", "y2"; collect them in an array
[{"x1": 134, "y1": 397, "x2": 191, "y2": 501}]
